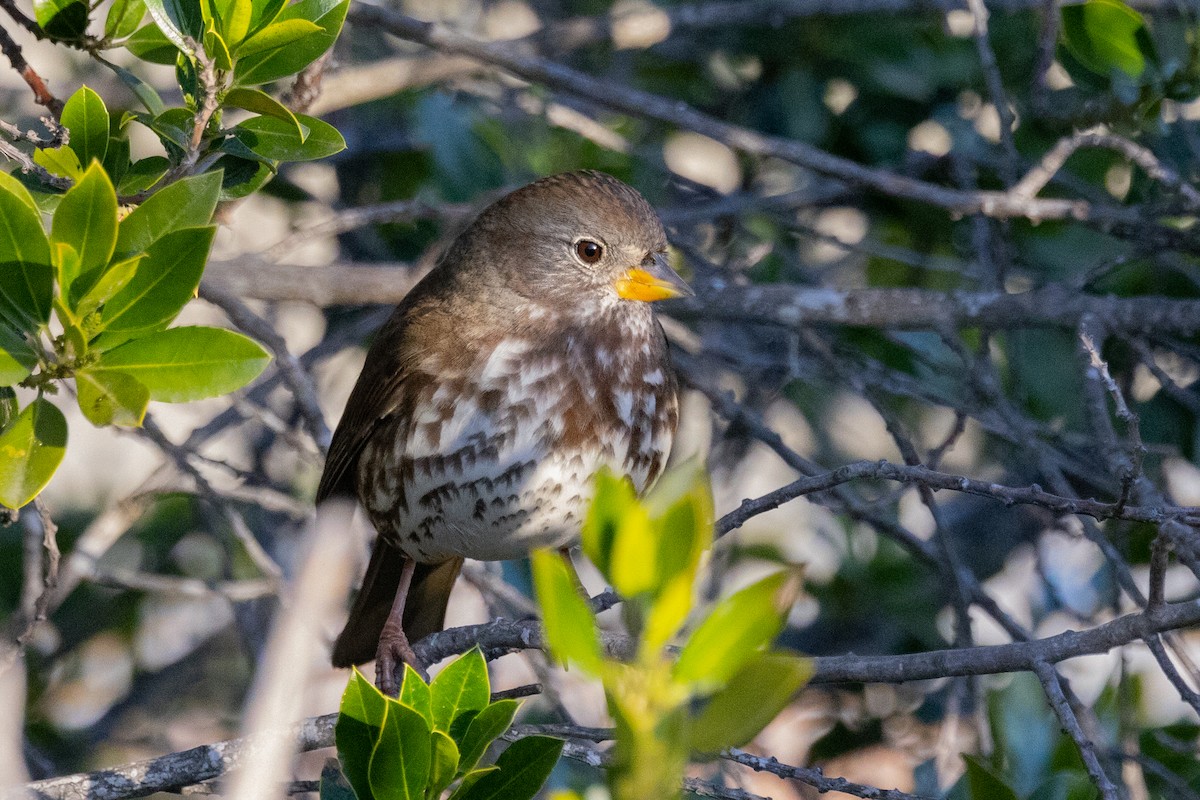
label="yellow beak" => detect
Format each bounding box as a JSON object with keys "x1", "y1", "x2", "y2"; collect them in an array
[{"x1": 614, "y1": 253, "x2": 693, "y2": 302}]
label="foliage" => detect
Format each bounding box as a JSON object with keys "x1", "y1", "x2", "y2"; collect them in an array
[
  {"x1": 331, "y1": 651, "x2": 563, "y2": 800},
  {"x1": 532, "y1": 465, "x2": 812, "y2": 800}
]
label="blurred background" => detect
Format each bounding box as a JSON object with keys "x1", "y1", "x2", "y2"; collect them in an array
[{"x1": 5, "y1": 0, "x2": 1200, "y2": 797}]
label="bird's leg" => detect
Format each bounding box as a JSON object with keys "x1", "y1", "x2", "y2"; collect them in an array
[
  {"x1": 375, "y1": 557, "x2": 426, "y2": 695},
  {"x1": 559, "y1": 546, "x2": 587, "y2": 597}
]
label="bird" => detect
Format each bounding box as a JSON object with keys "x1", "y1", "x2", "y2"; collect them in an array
[{"x1": 316, "y1": 170, "x2": 692, "y2": 694}]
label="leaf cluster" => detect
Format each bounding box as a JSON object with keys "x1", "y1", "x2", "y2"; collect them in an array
[{"x1": 332, "y1": 651, "x2": 563, "y2": 800}]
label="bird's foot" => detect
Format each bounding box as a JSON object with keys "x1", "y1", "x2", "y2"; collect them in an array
[{"x1": 375, "y1": 624, "x2": 428, "y2": 696}]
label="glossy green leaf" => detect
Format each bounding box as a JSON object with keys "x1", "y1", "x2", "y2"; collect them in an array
[
  {"x1": 581, "y1": 469, "x2": 638, "y2": 583},
  {"x1": 103, "y1": 57, "x2": 167, "y2": 115},
  {"x1": 34, "y1": 0, "x2": 88, "y2": 38},
  {"x1": 204, "y1": 27, "x2": 233, "y2": 71},
  {"x1": 114, "y1": 170, "x2": 221, "y2": 257},
  {"x1": 143, "y1": 0, "x2": 201, "y2": 51},
  {"x1": 336, "y1": 668, "x2": 389, "y2": 800},
  {"x1": 245, "y1": 0, "x2": 286, "y2": 34},
  {"x1": 0, "y1": 398, "x2": 67, "y2": 509},
  {"x1": 93, "y1": 326, "x2": 270, "y2": 402},
  {"x1": 118, "y1": 156, "x2": 171, "y2": 195},
  {"x1": 673, "y1": 570, "x2": 799, "y2": 690},
  {"x1": 427, "y1": 730, "x2": 461, "y2": 800},
  {"x1": 76, "y1": 369, "x2": 149, "y2": 427},
  {"x1": 62, "y1": 86, "x2": 109, "y2": 169},
  {"x1": 147, "y1": 107, "x2": 192, "y2": 152},
  {"x1": 687, "y1": 652, "x2": 812, "y2": 755},
  {"x1": 51, "y1": 242, "x2": 81, "y2": 309},
  {"x1": 396, "y1": 665, "x2": 432, "y2": 725},
  {"x1": 446, "y1": 768, "x2": 498, "y2": 800},
  {"x1": 368, "y1": 703, "x2": 431, "y2": 800},
  {"x1": 456, "y1": 700, "x2": 518, "y2": 776},
  {"x1": 0, "y1": 171, "x2": 53, "y2": 332},
  {"x1": 33, "y1": 146, "x2": 82, "y2": 180},
  {"x1": 234, "y1": 17, "x2": 320, "y2": 57},
  {"x1": 51, "y1": 163, "x2": 117, "y2": 279},
  {"x1": 1061, "y1": 0, "x2": 1151, "y2": 79},
  {"x1": 100, "y1": 226, "x2": 213, "y2": 332},
  {"x1": 0, "y1": 388, "x2": 17, "y2": 432},
  {"x1": 0, "y1": 325, "x2": 36, "y2": 387},
  {"x1": 430, "y1": 648, "x2": 490, "y2": 736},
  {"x1": 102, "y1": 135, "x2": 130, "y2": 190},
  {"x1": 645, "y1": 459, "x2": 712, "y2": 591},
  {"x1": 125, "y1": 22, "x2": 180, "y2": 63},
  {"x1": 222, "y1": 87, "x2": 303, "y2": 138},
  {"x1": 233, "y1": 113, "x2": 345, "y2": 162},
  {"x1": 213, "y1": 0, "x2": 252, "y2": 45},
  {"x1": 457, "y1": 736, "x2": 564, "y2": 800},
  {"x1": 962, "y1": 754, "x2": 1021, "y2": 800},
  {"x1": 212, "y1": 153, "x2": 274, "y2": 200},
  {"x1": 531, "y1": 549, "x2": 601, "y2": 672},
  {"x1": 233, "y1": 0, "x2": 347, "y2": 85},
  {"x1": 105, "y1": 0, "x2": 146, "y2": 39},
  {"x1": 74, "y1": 255, "x2": 142, "y2": 317}
]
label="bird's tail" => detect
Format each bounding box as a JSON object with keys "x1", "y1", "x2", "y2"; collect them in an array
[{"x1": 332, "y1": 542, "x2": 463, "y2": 668}]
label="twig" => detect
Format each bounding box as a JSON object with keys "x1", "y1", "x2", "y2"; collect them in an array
[
  {"x1": 0, "y1": 24, "x2": 62, "y2": 114},
  {"x1": 964, "y1": 0, "x2": 1019, "y2": 185},
  {"x1": 1033, "y1": 660, "x2": 1122, "y2": 800}
]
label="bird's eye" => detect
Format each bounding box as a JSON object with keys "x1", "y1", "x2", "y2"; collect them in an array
[{"x1": 575, "y1": 239, "x2": 604, "y2": 264}]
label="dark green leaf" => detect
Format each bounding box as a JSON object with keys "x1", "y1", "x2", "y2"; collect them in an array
[
  {"x1": 962, "y1": 754, "x2": 1021, "y2": 800},
  {"x1": 125, "y1": 22, "x2": 180, "y2": 63},
  {"x1": 399, "y1": 664, "x2": 433, "y2": 726},
  {"x1": 368, "y1": 703, "x2": 431, "y2": 800},
  {"x1": 100, "y1": 226, "x2": 213, "y2": 332},
  {"x1": 212, "y1": 154, "x2": 274, "y2": 200},
  {"x1": 0, "y1": 171, "x2": 53, "y2": 332},
  {"x1": 446, "y1": 768, "x2": 498, "y2": 800},
  {"x1": 61, "y1": 86, "x2": 109, "y2": 168},
  {"x1": 672, "y1": 570, "x2": 799, "y2": 691},
  {"x1": 430, "y1": 649, "x2": 491, "y2": 737},
  {"x1": 233, "y1": 113, "x2": 346, "y2": 162},
  {"x1": 117, "y1": 156, "x2": 170, "y2": 195},
  {"x1": 456, "y1": 700, "x2": 518, "y2": 776},
  {"x1": 33, "y1": 146, "x2": 82, "y2": 180},
  {"x1": 233, "y1": 0, "x2": 347, "y2": 85},
  {"x1": 76, "y1": 369, "x2": 149, "y2": 427},
  {"x1": 104, "y1": 58, "x2": 167, "y2": 116},
  {"x1": 457, "y1": 736, "x2": 563, "y2": 800},
  {"x1": 93, "y1": 326, "x2": 270, "y2": 402},
  {"x1": 337, "y1": 668, "x2": 388, "y2": 800},
  {"x1": 34, "y1": 0, "x2": 88, "y2": 38},
  {"x1": 115, "y1": 170, "x2": 221, "y2": 257},
  {"x1": 222, "y1": 87, "x2": 303, "y2": 138},
  {"x1": 530, "y1": 549, "x2": 601, "y2": 672},
  {"x1": 143, "y1": 0, "x2": 201, "y2": 51},
  {"x1": 688, "y1": 653, "x2": 812, "y2": 755},
  {"x1": 1027, "y1": 773, "x2": 1100, "y2": 800},
  {"x1": 0, "y1": 398, "x2": 67, "y2": 509},
  {"x1": 1061, "y1": 0, "x2": 1151, "y2": 79},
  {"x1": 51, "y1": 162, "x2": 117, "y2": 279},
  {"x1": 105, "y1": 0, "x2": 145, "y2": 39},
  {"x1": 427, "y1": 731, "x2": 460, "y2": 800},
  {"x1": 0, "y1": 325, "x2": 36, "y2": 387},
  {"x1": 148, "y1": 107, "x2": 192, "y2": 153}
]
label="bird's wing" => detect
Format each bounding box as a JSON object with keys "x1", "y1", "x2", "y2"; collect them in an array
[{"x1": 316, "y1": 307, "x2": 417, "y2": 504}]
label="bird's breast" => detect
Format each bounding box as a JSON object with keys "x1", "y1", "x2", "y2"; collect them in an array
[{"x1": 358, "y1": 317, "x2": 677, "y2": 563}]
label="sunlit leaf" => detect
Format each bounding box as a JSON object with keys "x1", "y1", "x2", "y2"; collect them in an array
[
  {"x1": 0, "y1": 171, "x2": 53, "y2": 332},
  {"x1": 51, "y1": 162, "x2": 117, "y2": 280},
  {"x1": 232, "y1": 0, "x2": 347, "y2": 85},
  {"x1": 75, "y1": 369, "x2": 149, "y2": 427},
  {"x1": 581, "y1": 469, "x2": 639, "y2": 583},
  {"x1": 336, "y1": 668, "x2": 389, "y2": 800},
  {"x1": 368, "y1": 702, "x2": 431, "y2": 800},
  {"x1": 234, "y1": 17, "x2": 320, "y2": 57},
  {"x1": 125, "y1": 21, "x2": 180, "y2": 63},
  {"x1": 33, "y1": 146, "x2": 82, "y2": 180},
  {"x1": 1061, "y1": 0, "x2": 1152, "y2": 79},
  {"x1": 0, "y1": 325, "x2": 36, "y2": 387},
  {"x1": 233, "y1": 113, "x2": 345, "y2": 162},
  {"x1": 34, "y1": 0, "x2": 88, "y2": 38},
  {"x1": 399, "y1": 663, "x2": 433, "y2": 726},
  {"x1": 430, "y1": 648, "x2": 490, "y2": 738},
  {"x1": 531, "y1": 549, "x2": 602, "y2": 672},
  {"x1": 223, "y1": 87, "x2": 304, "y2": 139},
  {"x1": 456, "y1": 700, "x2": 518, "y2": 776},
  {"x1": 105, "y1": 0, "x2": 146, "y2": 39},
  {"x1": 61, "y1": 86, "x2": 109, "y2": 169},
  {"x1": 0, "y1": 398, "x2": 67, "y2": 509},
  {"x1": 687, "y1": 652, "x2": 812, "y2": 755},
  {"x1": 428, "y1": 730, "x2": 461, "y2": 800},
  {"x1": 114, "y1": 170, "x2": 221, "y2": 257},
  {"x1": 100, "y1": 226, "x2": 214, "y2": 332}
]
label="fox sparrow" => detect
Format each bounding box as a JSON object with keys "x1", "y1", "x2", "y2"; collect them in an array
[{"x1": 317, "y1": 171, "x2": 690, "y2": 693}]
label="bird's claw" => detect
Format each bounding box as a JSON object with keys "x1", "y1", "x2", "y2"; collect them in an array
[{"x1": 375, "y1": 626, "x2": 428, "y2": 696}]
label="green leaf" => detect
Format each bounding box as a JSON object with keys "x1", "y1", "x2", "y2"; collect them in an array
[
  {"x1": 687, "y1": 653, "x2": 812, "y2": 755},
  {"x1": 0, "y1": 325, "x2": 37, "y2": 387},
  {"x1": 234, "y1": 17, "x2": 320, "y2": 57},
  {"x1": 645, "y1": 459, "x2": 712, "y2": 591},
  {"x1": 76, "y1": 369, "x2": 149, "y2": 427},
  {"x1": 222, "y1": 87, "x2": 303, "y2": 139},
  {"x1": 233, "y1": 113, "x2": 345, "y2": 162},
  {"x1": 34, "y1": 0, "x2": 88, "y2": 38},
  {"x1": 457, "y1": 700, "x2": 518, "y2": 776},
  {"x1": 0, "y1": 388, "x2": 17, "y2": 432},
  {"x1": 368, "y1": 703, "x2": 432, "y2": 800},
  {"x1": 0, "y1": 398, "x2": 67, "y2": 509},
  {"x1": 143, "y1": 0, "x2": 201, "y2": 52},
  {"x1": 74, "y1": 255, "x2": 142, "y2": 317},
  {"x1": 51, "y1": 162, "x2": 118, "y2": 279},
  {"x1": 672, "y1": 570, "x2": 799, "y2": 691},
  {"x1": 1027, "y1": 773, "x2": 1101, "y2": 800},
  {"x1": 100, "y1": 226, "x2": 214, "y2": 332},
  {"x1": 430, "y1": 648, "x2": 490, "y2": 736},
  {"x1": 962, "y1": 754, "x2": 1021, "y2": 800},
  {"x1": 102, "y1": 58, "x2": 168, "y2": 115},
  {"x1": 212, "y1": 153, "x2": 274, "y2": 200},
  {"x1": 245, "y1": 0, "x2": 286, "y2": 35},
  {"x1": 336, "y1": 668, "x2": 389, "y2": 800},
  {"x1": 93, "y1": 326, "x2": 270, "y2": 402},
  {"x1": 62, "y1": 86, "x2": 109, "y2": 169},
  {"x1": 213, "y1": 0, "x2": 252, "y2": 45},
  {"x1": 118, "y1": 156, "x2": 171, "y2": 195},
  {"x1": 204, "y1": 26, "x2": 233, "y2": 71},
  {"x1": 0, "y1": 171, "x2": 53, "y2": 332},
  {"x1": 33, "y1": 146, "x2": 82, "y2": 180},
  {"x1": 446, "y1": 768, "x2": 498, "y2": 800},
  {"x1": 1061, "y1": 0, "x2": 1151, "y2": 80},
  {"x1": 125, "y1": 22, "x2": 180, "y2": 63},
  {"x1": 105, "y1": 0, "x2": 146, "y2": 39},
  {"x1": 581, "y1": 469, "x2": 639, "y2": 585},
  {"x1": 115, "y1": 170, "x2": 221, "y2": 257},
  {"x1": 457, "y1": 736, "x2": 564, "y2": 800},
  {"x1": 233, "y1": 0, "x2": 347, "y2": 85},
  {"x1": 530, "y1": 549, "x2": 601, "y2": 672},
  {"x1": 399, "y1": 663, "x2": 433, "y2": 726},
  {"x1": 427, "y1": 730, "x2": 460, "y2": 800}
]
